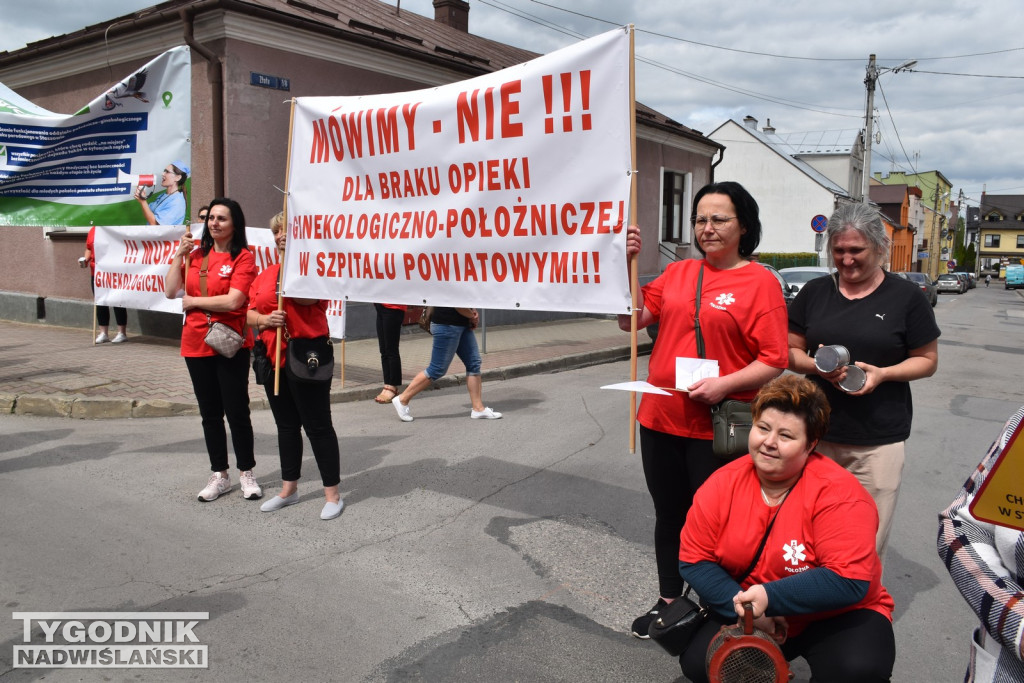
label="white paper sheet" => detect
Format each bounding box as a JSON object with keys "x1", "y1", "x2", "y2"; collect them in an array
[
  {"x1": 600, "y1": 381, "x2": 673, "y2": 395},
  {"x1": 675, "y1": 357, "x2": 719, "y2": 389}
]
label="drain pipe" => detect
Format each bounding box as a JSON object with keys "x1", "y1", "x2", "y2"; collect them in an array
[
  {"x1": 710, "y1": 147, "x2": 724, "y2": 184},
  {"x1": 179, "y1": 7, "x2": 225, "y2": 198}
]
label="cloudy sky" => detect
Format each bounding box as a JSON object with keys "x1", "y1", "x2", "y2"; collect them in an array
[{"x1": 2, "y1": 0, "x2": 1022, "y2": 204}]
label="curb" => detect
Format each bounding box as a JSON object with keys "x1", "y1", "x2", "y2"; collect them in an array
[{"x1": 4, "y1": 342, "x2": 652, "y2": 420}]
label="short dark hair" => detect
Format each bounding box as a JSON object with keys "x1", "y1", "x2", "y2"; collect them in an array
[
  {"x1": 751, "y1": 374, "x2": 831, "y2": 445},
  {"x1": 691, "y1": 181, "x2": 762, "y2": 257},
  {"x1": 201, "y1": 198, "x2": 248, "y2": 259}
]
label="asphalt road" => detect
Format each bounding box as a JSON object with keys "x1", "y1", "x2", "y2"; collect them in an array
[{"x1": 1, "y1": 284, "x2": 1022, "y2": 682}]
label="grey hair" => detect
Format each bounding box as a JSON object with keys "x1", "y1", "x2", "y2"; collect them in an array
[{"x1": 825, "y1": 202, "x2": 891, "y2": 268}]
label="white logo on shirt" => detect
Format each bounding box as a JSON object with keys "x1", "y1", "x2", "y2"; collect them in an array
[
  {"x1": 875, "y1": 313, "x2": 886, "y2": 320},
  {"x1": 710, "y1": 293, "x2": 736, "y2": 310},
  {"x1": 218, "y1": 265, "x2": 233, "y2": 277},
  {"x1": 782, "y1": 539, "x2": 806, "y2": 565}
]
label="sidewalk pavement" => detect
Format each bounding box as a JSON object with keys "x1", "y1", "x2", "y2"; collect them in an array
[{"x1": 0, "y1": 317, "x2": 651, "y2": 419}]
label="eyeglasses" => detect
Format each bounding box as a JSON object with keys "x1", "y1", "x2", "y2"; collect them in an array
[{"x1": 691, "y1": 215, "x2": 736, "y2": 229}]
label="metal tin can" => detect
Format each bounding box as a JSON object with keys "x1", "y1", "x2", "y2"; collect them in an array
[
  {"x1": 838, "y1": 364, "x2": 866, "y2": 392},
  {"x1": 814, "y1": 345, "x2": 850, "y2": 374}
]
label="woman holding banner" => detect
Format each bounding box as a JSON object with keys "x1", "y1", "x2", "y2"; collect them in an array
[
  {"x1": 82, "y1": 225, "x2": 128, "y2": 343},
  {"x1": 616, "y1": 181, "x2": 789, "y2": 638},
  {"x1": 136, "y1": 161, "x2": 188, "y2": 226},
  {"x1": 165, "y1": 197, "x2": 260, "y2": 503},
  {"x1": 246, "y1": 212, "x2": 343, "y2": 521}
]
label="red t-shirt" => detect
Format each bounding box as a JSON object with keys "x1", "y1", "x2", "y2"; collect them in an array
[
  {"x1": 85, "y1": 225, "x2": 97, "y2": 275},
  {"x1": 679, "y1": 454, "x2": 894, "y2": 637},
  {"x1": 638, "y1": 259, "x2": 788, "y2": 439},
  {"x1": 179, "y1": 248, "x2": 257, "y2": 357},
  {"x1": 381, "y1": 303, "x2": 407, "y2": 311},
  {"x1": 249, "y1": 264, "x2": 329, "y2": 368}
]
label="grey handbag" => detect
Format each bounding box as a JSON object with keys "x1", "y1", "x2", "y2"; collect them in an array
[{"x1": 199, "y1": 252, "x2": 243, "y2": 358}]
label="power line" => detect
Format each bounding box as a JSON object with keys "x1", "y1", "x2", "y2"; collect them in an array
[
  {"x1": 478, "y1": 0, "x2": 861, "y2": 117},
  {"x1": 519, "y1": 0, "x2": 1024, "y2": 63},
  {"x1": 875, "y1": 79, "x2": 918, "y2": 177},
  {"x1": 906, "y1": 68, "x2": 1024, "y2": 79}
]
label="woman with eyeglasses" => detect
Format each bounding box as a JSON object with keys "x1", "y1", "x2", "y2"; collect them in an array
[
  {"x1": 135, "y1": 160, "x2": 188, "y2": 226},
  {"x1": 617, "y1": 180, "x2": 789, "y2": 639}
]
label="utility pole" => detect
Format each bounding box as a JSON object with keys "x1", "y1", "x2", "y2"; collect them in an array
[
  {"x1": 861, "y1": 56, "x2": 917, "y2": 204},
  {"x1": 861, "y1": 55, "x2": 877, "y2": 203}
]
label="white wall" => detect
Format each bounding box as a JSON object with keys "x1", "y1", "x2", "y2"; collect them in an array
[{"x1": 711, "y1": 121, "x2": 838, "y2": 255}]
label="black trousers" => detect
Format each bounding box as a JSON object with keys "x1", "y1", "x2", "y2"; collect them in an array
[
  {"x1": 185, "y1": 351, "x2": 255, "y2": 473},
  {"x1": 264, "y1": 370, "x2": 340, "y2": 487},
  {"x1": 639, "y1": 425, "x2": 723, "y2": 599},
  {"x1": 90, "y1": 279, "x2": 127, "y2": 327},
  {"x1": 374, "y1": 304, "x2": 404, "y2": 386},
  {"x1": 681, "y1": 608, "x2": 895, "y2": 683}
]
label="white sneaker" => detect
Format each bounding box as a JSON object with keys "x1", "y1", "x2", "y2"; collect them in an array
[
  {"x1": 95, "y1": 332, "x2": 110, "y2": 344},
  {"x1": 470, "y1": 407, "x2": 502, "y2": 420},
  {"x1": 111, "y1": 332, "x2": 127, "y2": 343},
  {"x1": 239, "y1": 470, "x2": 263, "y2": 500},
  {"x1": 198, "y1": 473, "x2": 231, "y2": 501},
  {"x1": 392, "y1": 395, "x2": 414, "y2": 422}
]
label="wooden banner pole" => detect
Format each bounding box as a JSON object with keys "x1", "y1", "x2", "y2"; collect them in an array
[
  {"x1": 274, "y1": 98, "x2": 298, "y2": 396},
  {"x1": 627, "y1": 25, "x2": 640, "y2": 455}
]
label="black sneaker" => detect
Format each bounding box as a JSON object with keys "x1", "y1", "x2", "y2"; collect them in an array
[{"x1": 631, "y1": 598, "x2": 669, "y2": 639}]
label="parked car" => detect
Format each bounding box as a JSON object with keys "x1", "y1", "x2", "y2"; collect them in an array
[
  {"x1": 760, "y1": 263, "x2": 799, "y2": 307},
  {"x1": 936, "y1": 273, "x2": 964, "y2": 294},
  {"x1": 953, "y1": 272, "x2": 971, "y2": 292},
  {"x1": 895, "y1": 271, "x2": 937, "y2": 307},
  {"x1": 1006, "y1": 264, "x2": 1024, "y2": 290},
  {"x1": 779, "y1": 266, "x2": 833, "y2": 295}
]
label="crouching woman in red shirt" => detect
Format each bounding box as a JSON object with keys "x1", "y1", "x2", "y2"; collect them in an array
[
  {"x1": 246, "y1": 212, "x2": 342, "y2": 521},
  {"x1": 678, "y1": 374, "x2": 895, "y2": 682},
  {"x1": 165, "y1": 197, "x2": 260, "y2": 503}
]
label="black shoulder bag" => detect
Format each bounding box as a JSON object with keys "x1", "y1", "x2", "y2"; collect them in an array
[
  {"x1": 648, "y1": 492, "x2": 790, "y2": 655},
  {"x1": 693, "y1": 264, "x2": 754, "y2": 459}
]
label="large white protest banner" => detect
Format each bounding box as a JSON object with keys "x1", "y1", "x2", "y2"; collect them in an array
[
  {"x1": 0, "y1": 47, "x2": 191, "y2": 227},
  {"x1": 283, "y1": 28, "x2": 632, "y2": 314}
]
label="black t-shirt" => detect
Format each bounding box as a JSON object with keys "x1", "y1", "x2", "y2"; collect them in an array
[
  {"x1": 788, "y1": 272, "x2": 940, "y2": 445},
  {"x1": 430, "y1": 307, "x2": 471, "y2": 327}
]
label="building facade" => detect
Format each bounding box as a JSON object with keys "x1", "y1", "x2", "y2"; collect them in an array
[{"x1": 0, "y1": 0, "x2": 722, "y2": 333}]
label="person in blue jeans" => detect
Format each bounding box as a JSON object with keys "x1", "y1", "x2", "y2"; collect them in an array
[{"x1": 391, "y1": 307, "x2": 502, "y2": 422}]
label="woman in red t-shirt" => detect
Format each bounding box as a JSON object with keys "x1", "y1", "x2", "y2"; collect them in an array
[
  {"x1": 164, "y1": 198, "x2": 259, "y2": 503},
  {"x1": 246, "y1": 212, "x2": 342, "y2": 521},
  {"x1": 616, "y1": 181, "x2": 789, "y2": 639},
  {"x1": 82, "y1": 225, "x2": 129, "y2": 343},
  {"x1": 677, "y1": 375, "x2": 894, "y2": 682}
]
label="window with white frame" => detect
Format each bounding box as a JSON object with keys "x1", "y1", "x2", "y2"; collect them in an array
[{"x1": 661, "y1": 170, "x2": 691, "y2": 243}]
